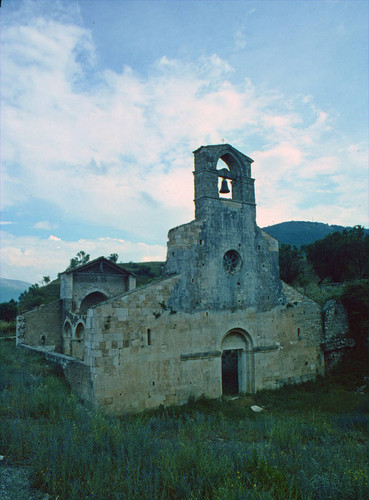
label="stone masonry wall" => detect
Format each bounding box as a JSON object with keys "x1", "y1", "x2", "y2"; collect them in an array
[
  {"x1": 321, "y1": 299, "x2": 352, "y2": 369},
  {"x1": 17, "y1": 300, "x2": 63, "y2": 351},
  {"x1": 73, "y1": 274, "x2": 129, "y2": 312},
  {"x1": 83, "y1": 277, "x2": 323, "y2": 414},
  {"x1": 163, "y1": 208, "x2": 281, "y2": 313}
]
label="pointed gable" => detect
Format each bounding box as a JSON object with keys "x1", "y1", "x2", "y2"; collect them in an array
[{"x1": 64, "y1": 256, "x2": 135, "y2": 277}]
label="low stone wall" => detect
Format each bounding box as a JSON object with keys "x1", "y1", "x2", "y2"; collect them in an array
[
  {"x1": 18, "y1": 344, "x2": 94, "y2": 404},
  {"x1": 16, "y1": 300, "x2": 63, "y2": 351}
]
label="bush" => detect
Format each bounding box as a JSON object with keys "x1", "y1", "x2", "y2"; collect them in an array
[
  {"x1": 0, "y1": 299, "x2": 17, "y2": 322},
  {"x1": 0, "y1": 320, "x2": 16, "y2": 337}
]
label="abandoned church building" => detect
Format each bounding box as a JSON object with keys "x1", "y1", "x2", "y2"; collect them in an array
[{"x1": 16, "y1": 144, "x2": 348, "y2": 413}]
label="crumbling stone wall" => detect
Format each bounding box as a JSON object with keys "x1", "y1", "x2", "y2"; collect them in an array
[
  {"x1": 16, "y1": 300, "x2": 62, "y2": 351},
  {"x1": 322, "y1": 299, "x2": 351, "y2": 369}
]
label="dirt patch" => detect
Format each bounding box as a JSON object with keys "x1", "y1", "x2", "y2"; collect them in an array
[{"x1": 0, "y1": 464, "x2": 49, "y2": 500}]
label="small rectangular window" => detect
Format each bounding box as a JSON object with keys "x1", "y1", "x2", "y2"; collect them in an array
[
  {"x1": 297, "y1": 328, "x2": 301, "y2": 340},
  {"x1": 147, "y1": 329, "x2": 152, "y2": 346}
]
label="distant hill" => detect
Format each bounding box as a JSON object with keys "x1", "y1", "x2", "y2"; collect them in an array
[
  {"x1": 0, "y1": 278, "x2": 32, "y2": 302},
  {"x1": 262, "y1": 221, "x2": 364, "y2": 247},
  {"x1": 119, "y1": 261, "x2": 163, "y2": 287}
]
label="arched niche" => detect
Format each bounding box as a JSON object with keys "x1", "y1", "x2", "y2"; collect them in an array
[
  {"x1": 72, "y1": 321, "x2": 86, "y2": 360},
  {"x1": 79, "y1": 291, "x2": 108, "y2": 314},
  {"x1": 63, "y1": 321, "x2": 72, "y2": 337},
  {"x1": 63, "y1": 321, "x2": 72, "y2": 356},
  {"x1": 221, "y1": 329, "x2": 255, "y2": 394},
  {"x1": 75, "y1": 322, "x2": 85, "y2": 340}
]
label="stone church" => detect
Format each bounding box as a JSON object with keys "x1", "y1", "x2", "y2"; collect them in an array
[{"x1": 17, "y1": 144, "x2": 345, "y2": 413}]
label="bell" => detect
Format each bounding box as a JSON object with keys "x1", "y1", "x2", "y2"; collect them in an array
[{"x1": 219, "y1": 178, "x2": 230, "y2": 194}]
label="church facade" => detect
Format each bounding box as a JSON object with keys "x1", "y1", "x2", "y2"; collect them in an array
[{"x1": 17, "y1": 144, "x2": 326, "y2": 413}]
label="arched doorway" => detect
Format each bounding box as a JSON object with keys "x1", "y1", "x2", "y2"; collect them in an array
[
  {"x1": 79, "y1": 291, "x2": 108, "y2": 314},
  {"x1": 221, "y1": 330, "x2": 254, "y2": 395}
]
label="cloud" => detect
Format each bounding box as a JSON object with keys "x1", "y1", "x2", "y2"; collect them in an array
[
  {"x1": 254, "y1": 135, "x2": 368, "y2": 228},
  {"x1": 0, "y1": 231, "x2": 166, "y2": 283},
  {"x1": 1, "y1": 2, "x2": 368, "y2": 281},
  {"x1": 2, "y1": 12, "x2": 272, "y2": 241},
  {"x1": 33, "y1": 220, "x2": 58, "y2": 230}
]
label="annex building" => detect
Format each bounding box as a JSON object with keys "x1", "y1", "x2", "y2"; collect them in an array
[{"x1": 17, "y1": 144, "x2": 347, "y2": 413}]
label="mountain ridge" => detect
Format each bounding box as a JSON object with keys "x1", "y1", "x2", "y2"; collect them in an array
[
  {"x1": 0, "y1": 278, "x2": 32, "y2": 303},
  {"x1": 261, "y1": 220, "x2": 365, "y2": 247}
]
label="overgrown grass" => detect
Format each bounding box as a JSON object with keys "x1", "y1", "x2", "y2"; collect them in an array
[
  {"x1": 295, "y1": 282, "x2": 346, "y2": 306},
  {"x1": 0, "y1": 341, "x2": 368, "y2": 499},
  {"x1": 0, "y1": 320, "x2": 16, "y2": 337}
]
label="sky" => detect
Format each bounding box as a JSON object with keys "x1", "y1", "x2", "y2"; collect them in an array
[{"x1": 1, "y1": 0, "x2": 368, "y2": 284}]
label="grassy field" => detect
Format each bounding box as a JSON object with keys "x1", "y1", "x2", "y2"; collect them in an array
[{"x1": 0, "y1": 339, "x2": 368, "y2": 500}]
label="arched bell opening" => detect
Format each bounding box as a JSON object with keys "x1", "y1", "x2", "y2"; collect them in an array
[
  {"x1": 221, "y1": 329, "x2": 255, "y2": 395},
  {"x1": 79, "y1": 291, "x2": 108, "y2": 314},
  {"x1": 215, "y1": 153, "x2": 241, "y2": 200},
  {"x1": 193, "y1": 144, "x2": 255, "y2": 219},
  {"x1": 216, "y1": 158, "x2": 232, "y2": 199}
]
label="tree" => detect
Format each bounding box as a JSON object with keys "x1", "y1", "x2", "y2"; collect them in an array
[
  {"x1": 279, "y1": 244, "x2": 305, "y2": 284},
  {"x1": 108, "y1": 253, "x2": 119, "y2": 263},
  {"x1": 18, "y1": 284, "x2": 46, "y2": 313},
  {"x1": 306, "y1": 226, "x2": 369, "y2": 282},
  {"x1": 42, "y1": 275, "x2": 51, "y2": 285},
  {"x1": 0, "y1": 299, "x2": 18, "y2": 322},
  {"x1": 341, "y1": 280, "x2": 369, "y2": 350},
  {"x1": 68, "y1": 251, "x2": 90, "y2": 270}
]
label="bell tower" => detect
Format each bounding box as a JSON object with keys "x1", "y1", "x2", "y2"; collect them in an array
[
  {"x1": 193, "y1": 144, "x2": 256, "y2": 221},
  {"x1": 164, "y1": 143, "x2": 281, "y2": 313}
]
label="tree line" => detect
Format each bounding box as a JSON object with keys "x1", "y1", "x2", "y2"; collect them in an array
[
  {"x1": 279, "y1": 225, "x2": 368, "y2": 285},
  {"x1": 278, "y1": 226, "x2": 368, "y2": 361}
]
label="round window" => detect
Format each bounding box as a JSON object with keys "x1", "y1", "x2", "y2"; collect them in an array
[{"x1": 223, "y1": 250, "x2": 242, "y2": 274}]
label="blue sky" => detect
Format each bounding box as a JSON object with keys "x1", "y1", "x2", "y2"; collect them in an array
[{"x1": 1, "y1": 0, "x2": 368, "y2": 283}]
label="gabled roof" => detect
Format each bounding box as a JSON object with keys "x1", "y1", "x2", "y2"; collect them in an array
[{"x1": 61, "y1": 256, "x2": 135, "y2": 276}]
